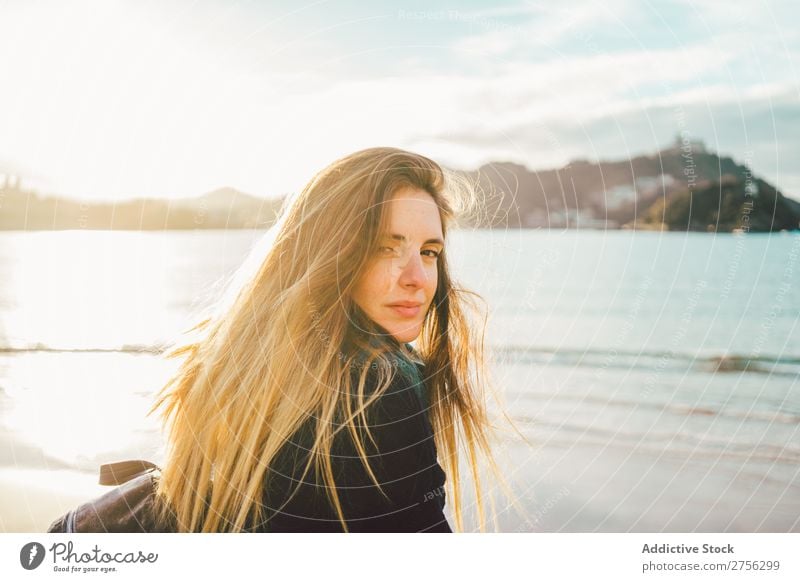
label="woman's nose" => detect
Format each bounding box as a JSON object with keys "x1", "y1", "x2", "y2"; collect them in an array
[{"x1": 397, "y1": 252, "x2": 428, "y2": 287}]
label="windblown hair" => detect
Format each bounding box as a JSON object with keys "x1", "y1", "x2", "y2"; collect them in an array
[{"x1": 149, "y1": 147, "x2": 516, "y2": 532}]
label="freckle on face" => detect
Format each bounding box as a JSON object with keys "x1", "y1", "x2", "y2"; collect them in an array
[{"x1": 351, "y1": 187, "x2": 443, "y2": 343}]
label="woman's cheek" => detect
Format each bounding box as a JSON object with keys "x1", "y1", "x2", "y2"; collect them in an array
[
  {"x1": 381, "y1": 262, "x2": 398, "y2": 292},
  {"x1": 427, "y1": 265, "x2": 438, "y2": 292}
]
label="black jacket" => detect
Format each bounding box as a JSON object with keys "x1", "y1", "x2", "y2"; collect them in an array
[
  {"x1": 258, "y1": 361, "x2": 451, "y2": 532},
  {"x1": 45, "y1": 355, "x2": 450, "y2": 533}
]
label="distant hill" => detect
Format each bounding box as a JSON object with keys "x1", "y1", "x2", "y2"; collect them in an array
[
  {"x1": 1, "y1": 139, "x2": 797, "y2": 231},
  {"x1": 0, "y1": 183, "x2": 284, "y2": 230},
  {"x1": 467, "y1": 138, "x2": 800, "y2": 231},
  {"x1": 633, "y1": 176, "x2": 800, "y2": 232},
  {"x1": 170, "y1": 187, "x2": 285, "y2": 228}
]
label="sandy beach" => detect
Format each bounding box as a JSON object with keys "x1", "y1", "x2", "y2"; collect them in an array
[
  {"x1": 0, "y1": 468, "x2": 107, "y2": 532},
  {"x1": 4, "y1": 432, "x2": 797, "y2": 533}
]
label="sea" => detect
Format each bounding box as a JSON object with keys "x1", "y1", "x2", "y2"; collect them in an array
[{"x1": 0, "y1": 229, "x2": 797, "y2": 532}]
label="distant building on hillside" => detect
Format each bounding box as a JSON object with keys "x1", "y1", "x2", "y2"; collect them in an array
[{"x1": 669, "y1": 134, "x2": 707, "y2": 154}]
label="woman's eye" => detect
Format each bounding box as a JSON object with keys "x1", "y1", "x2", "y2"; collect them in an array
[
  {"x1": 378, "y1": 246, "x2": 398, "y2": 256},
  {"x1": 422, "y1": 249, "x2": 440, "y2": 259}
]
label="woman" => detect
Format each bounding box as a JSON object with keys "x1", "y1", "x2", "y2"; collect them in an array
[{"x1": 150, "y1": 147, "x2": 510, "y2": 532}]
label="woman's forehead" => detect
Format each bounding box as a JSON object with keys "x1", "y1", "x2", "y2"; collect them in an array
[{"x1": 382, "y1": 188, "x2": 444, "y2": 239}]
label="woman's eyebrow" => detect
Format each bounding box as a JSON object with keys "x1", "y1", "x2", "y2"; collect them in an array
[{"x1": 384, "y1": 233, "x2": 444, "y2": 246}]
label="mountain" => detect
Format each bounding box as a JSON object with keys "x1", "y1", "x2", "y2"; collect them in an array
[
  {"x1": 0, "y1": 183, "x2": 283, "y2": 230},
  {"x1": 633, "y1": 175, "x2": 800, "y2": 232},
  {"x1": 170, "y1": 187, "x2": 284, "y2": 228},
  {"x1": 466, "y1": 138, "x2": 800, "y2": 231},
  {"x1": 1, "y1": 139, "x2": 797, "y2": 231}
]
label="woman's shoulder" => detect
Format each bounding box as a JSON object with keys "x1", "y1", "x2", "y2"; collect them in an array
[
  {"x1": 349, "y1": 348, "x2": 427, "y2": 410},
  {"x1": 339, "y1": 366, "x2": 435, "y2": 470}
]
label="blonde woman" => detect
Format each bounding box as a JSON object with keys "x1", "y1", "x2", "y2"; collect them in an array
[{"x1": 150, "y1": 147, "x2": 510, "y2": 532}]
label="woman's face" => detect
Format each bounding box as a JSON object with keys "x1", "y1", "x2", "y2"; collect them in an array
[{"x1": 351, "y1": 187, "x2": 444, "y2": 343}]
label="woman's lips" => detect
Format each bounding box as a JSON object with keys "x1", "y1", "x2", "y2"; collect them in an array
[{"x1": 388, "y1": 304, "x2": 421, "y2": 318}]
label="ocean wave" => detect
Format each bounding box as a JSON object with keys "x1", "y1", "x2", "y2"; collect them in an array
[
  {"x1": 510, "y1": 392, "x2": 800, "y2": 424},
  {"x1": 492, "y1": 345, "x2": 800, "y2": 377}
]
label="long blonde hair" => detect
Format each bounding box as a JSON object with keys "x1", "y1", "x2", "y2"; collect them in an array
[{"x1": 150, "y1": 147, "x2": 518, "y2": 532}]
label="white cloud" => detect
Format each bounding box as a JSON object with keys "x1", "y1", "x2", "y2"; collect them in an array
[
  {"x1": 450, "y1": 0, "x2": 637, "y2": 58},
  {"x1": 0, "y1": 0, "x2": 797, "y2": 201}
]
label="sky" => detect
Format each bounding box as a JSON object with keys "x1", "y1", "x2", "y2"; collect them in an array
[{"x1": 1, "y1": 0, "x2": 798, "y2": 202}]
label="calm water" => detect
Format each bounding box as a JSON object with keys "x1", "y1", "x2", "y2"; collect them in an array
[{"x1": 0, "y1": 229, "x2": 798, "y2": 532}]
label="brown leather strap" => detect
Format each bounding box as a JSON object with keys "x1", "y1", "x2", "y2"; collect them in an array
[{"x1": 98, "y1": 460, "x2": 160, "y2": 486}]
